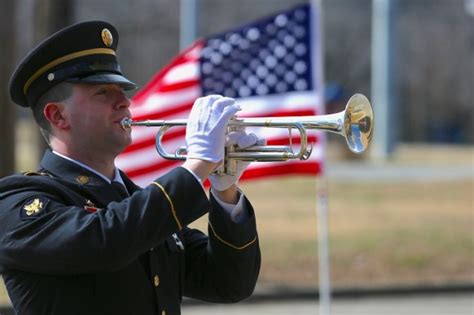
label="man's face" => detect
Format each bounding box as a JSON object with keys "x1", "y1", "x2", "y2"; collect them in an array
[{"x1": 64, "y1": 83, "x2": 132, "y2": 155}]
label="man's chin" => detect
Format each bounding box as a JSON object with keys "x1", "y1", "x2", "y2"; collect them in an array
[
  {"x1": 120, "y1": 135, "x2": 133, "y2": 150},
  {"x1": 108, "y1": 134, "x2": 133, "y2": 156},
  {"x1": 117, "y1": 139, "x2": 132, "y2": 151}
]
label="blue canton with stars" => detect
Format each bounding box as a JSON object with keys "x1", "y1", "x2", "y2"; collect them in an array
[{"x1": 200, "y1": 4, "x2": 314, "y2": 98}]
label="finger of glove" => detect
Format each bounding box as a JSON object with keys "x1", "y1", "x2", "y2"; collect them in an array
[
  {"x1": 211, "y1": 104, "x2": 241, "y2": 132},
  {"x1": 211, "y1": 96, "x2": 235, "y2": 112},
  {"x1": 256, "y1": 137, "x2": 267, "y2": 146},
  {"x1": 237, "y1": 133, "x2": 259, "y2": 149},
  {"x1": 220, "y1": 103, "x2": 241, "y2": 120},
  {"x1": 226, "y1": 131, "x2": 242, "y2": 146},
  {"x1": 226, "y1": 131, "x2": 262, "y2": 148},
  {"x1": 208, "y1": 160, "x2": 251, "y2": 191},
  {"x1": 189, "y1": 95, "x2": 222, "y2": 130}
]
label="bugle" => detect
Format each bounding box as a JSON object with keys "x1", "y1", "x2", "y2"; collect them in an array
[{"x1": 121, "y1": 93, "x2": 374, "y2": 174}]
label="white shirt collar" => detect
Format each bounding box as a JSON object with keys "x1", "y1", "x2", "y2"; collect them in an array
[{"x1": 52, "y1": 150, "x2": 124, "y2": 185}]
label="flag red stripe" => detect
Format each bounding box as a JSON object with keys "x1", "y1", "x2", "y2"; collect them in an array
[
  {"x1": 153, "y1": 79, "x2": 199, "y2": 93},
  {"x1": 240, "y1": 162, "x2": 321, "y2": 180},
  {"x1": 126, "y1": 159, "x2": 181, "y2": 178},
  {"x1": 240, "y1": 109, "x2": 316, "y2": 118},
  {"x1": 267, "y1": 135, "x2": 318, "y2": 146}
]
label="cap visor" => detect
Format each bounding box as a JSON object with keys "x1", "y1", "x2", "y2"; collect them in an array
[{"x1": 66, "y1": 73, "x2": 137, "y2": 90}]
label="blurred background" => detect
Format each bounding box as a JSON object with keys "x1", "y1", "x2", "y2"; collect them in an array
[{"x1": 0, "y1": 0, "x2": 473, "y2": 313}]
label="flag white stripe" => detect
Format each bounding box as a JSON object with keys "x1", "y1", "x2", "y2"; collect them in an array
[
  {"x1": 236, "y1": 91, "x2": 323, "y2": 116},
  {"x1": 131, "y1": 85, "x2": 200, "y2": 115},
  {"x1": 162, "y1": 62, "x2": 199, "y2": 85},
  {"x1": 131, "y1": 165, "x2": 182, "y2": 187}
]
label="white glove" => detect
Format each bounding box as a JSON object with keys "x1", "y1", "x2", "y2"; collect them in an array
[
  {"x1": 209, "y1": 129, "x2": 265, "y2": 191},
  {"x1": 185, "y1": 95, "x2": 241, "y2": 163}
]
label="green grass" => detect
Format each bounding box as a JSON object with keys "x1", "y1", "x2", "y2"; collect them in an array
[{"x1": 246, "y1": 178, "x2": 473, "y2": 288}]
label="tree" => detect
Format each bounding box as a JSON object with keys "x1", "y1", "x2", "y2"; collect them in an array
[{"x1": 0, "y1": 0, "x2": 16, "y2": 177}]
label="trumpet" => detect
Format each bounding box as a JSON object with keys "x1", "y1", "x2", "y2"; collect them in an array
[{"x1": 121, "y1": 93, "x2": 374, "y2": 174}]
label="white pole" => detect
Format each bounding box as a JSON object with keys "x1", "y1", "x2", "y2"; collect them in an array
[
  {"x1": 180, "y1": 0, "x2": 198, "y2": 50},
  {"x1": 311, "y1": 0, "x2": 331, "y2": 314},
  {"x1": 317, "y1": 178, "x2": 331, "y2": 315},
  {"x1": 371, "y1": 0, "x2": 398, "y2": 160}
]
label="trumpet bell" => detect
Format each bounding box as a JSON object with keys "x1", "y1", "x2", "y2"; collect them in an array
[{"x1": 343, "y1": 94, "x2": 374, "y2": 154}]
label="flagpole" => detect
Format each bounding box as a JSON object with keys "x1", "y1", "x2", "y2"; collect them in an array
[
  {"x1": 316, "y1": 178, "x2": 331, "y2": 315},
  {"x1": 311, "y1": 0, "x2": 332, "y2": 314},
  {"x1": 180, "y1": 0, "x2": 198, "y2": 50}
]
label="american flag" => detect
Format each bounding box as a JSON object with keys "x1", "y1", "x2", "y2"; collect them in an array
[{"x1": 117, "y1": 3, "x2": 325, "y2": 187}]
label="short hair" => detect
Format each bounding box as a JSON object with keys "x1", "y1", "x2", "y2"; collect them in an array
[{"x1": 33, "y1": 82, "x2": 73, "y2": 143}]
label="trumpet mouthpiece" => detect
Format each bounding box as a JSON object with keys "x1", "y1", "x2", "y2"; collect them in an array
[{"x1": 121, "y1": 117, "x2": 132, "y2": 130}]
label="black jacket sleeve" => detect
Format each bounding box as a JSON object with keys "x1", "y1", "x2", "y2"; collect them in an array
[
  {"x1": 0, "y1": 168, "x2": 210, "y2": 274},
  {"x1": 182, "y1": 192, "x2": 261, "y2": 303}
]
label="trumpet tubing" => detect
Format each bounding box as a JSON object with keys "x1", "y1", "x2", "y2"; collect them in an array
[{"x1": 121, "y1": 94, "x2": 374, "y2": 174}]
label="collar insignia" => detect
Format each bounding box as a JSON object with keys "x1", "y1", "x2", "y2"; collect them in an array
[{"x1": 76, "y1": 175, "x2": 90, "y2": 184}]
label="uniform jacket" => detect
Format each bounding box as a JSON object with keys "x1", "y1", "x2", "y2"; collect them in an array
[{"x1": 0, "y1": 150, "x2": 260, "y2": 315}]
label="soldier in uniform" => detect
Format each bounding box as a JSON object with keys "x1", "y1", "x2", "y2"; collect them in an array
[{"x1": 0, "y1": 21, "x2": 261, "y2": 315}]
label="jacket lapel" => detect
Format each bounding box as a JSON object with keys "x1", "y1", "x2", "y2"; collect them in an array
[{"x1": 39, "y1": 150, "x2": 124, "y2": 205}]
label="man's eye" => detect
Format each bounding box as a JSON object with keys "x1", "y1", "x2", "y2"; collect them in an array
[{"x1": 95, "y1": 88, "x2": 108, "y2": 95}]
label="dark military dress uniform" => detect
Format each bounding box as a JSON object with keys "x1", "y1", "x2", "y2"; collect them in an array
[
  {"x1": 2, "y1": 20, "x2": 260, "y2": 315},
  {"x1": 0, "y1": 150, "x2": 260, "y2": 314}
]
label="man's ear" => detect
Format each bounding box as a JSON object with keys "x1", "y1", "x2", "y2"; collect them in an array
[{"x1": 44, "y1": 102, "x2": 69, "y2": 130}]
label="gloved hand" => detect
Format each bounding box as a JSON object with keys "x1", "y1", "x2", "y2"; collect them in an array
[
  {"x1": 185, "y1": 95, "x2": 241, "y2": 163},
  {"x1": 209, "y1": 129, "x2": 265, "y2": 191}
]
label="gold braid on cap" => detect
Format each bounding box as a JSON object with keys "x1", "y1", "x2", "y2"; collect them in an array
[{"x1": 23, "y1": 48, "x2": 116, "y2": 95}]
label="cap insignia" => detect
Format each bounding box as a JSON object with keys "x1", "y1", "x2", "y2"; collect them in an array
[
  {"x1": 47, "y1": 73, "x2": 55, "y2": 81},
  {"x1": 76, "y1": 175, "x2": 90, "y2": 184},
  {"x1": 101, "y1": 28, "x2": 113, "y2": 47}
]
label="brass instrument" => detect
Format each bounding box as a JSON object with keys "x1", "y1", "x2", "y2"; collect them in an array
[{"x1": 121, "y1": 93, "x2": 374, "y2": 174}]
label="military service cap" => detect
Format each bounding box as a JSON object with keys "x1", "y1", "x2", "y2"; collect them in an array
[{"x1": 9, "y1": 21, "x2": 136, "y2": 108}]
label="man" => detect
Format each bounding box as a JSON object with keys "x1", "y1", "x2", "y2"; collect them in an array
[{"x1": 0, "y1": 21, "x2": 260, "y2": 315}]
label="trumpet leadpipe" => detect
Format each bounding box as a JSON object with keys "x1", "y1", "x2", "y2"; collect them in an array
[{"x1": 121, "y1": 118, "x2": 187, "y2": 129}]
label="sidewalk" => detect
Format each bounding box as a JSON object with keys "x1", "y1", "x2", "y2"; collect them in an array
[
  {"x1": 181, "y1": 292, "x2": 474, "y2": 315},
  {"x1": 324, "y1": 144, "x2": 473, "y2": 182},
  {"x1": 325, "y1": 161, "x2": 473, "y2": 182},
  {"x1": 2, "y1": 291, "x2": 472, "y2": 315}
]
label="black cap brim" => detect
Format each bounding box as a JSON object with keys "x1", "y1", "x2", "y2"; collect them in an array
[{"x1": 66, "y1": 73, "x2": 137, "y2": 90}]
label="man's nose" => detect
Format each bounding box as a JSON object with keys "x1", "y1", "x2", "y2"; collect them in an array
[{"x1": 115, "y1": 93, "x2": 131, "y2": 109}]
